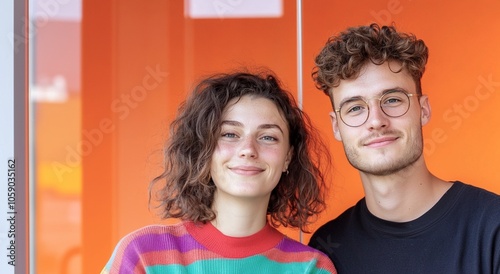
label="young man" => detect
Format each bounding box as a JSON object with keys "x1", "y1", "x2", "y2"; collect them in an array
[{"x1": 308, "y1": 23, "x2": 500, "y2": 274}]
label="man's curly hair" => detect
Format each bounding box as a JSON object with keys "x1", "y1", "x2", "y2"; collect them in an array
[{"x1": 312, "y1": 23, "x2": 429, "y2": 99}]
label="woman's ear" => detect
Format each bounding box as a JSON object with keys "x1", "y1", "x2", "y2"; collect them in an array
[
  {"x1": 330, "y1": 111, "x2": 342, "y2": 141},
  {"x1": 283, "y1": 147, "x2": 293, "y2": 172}
]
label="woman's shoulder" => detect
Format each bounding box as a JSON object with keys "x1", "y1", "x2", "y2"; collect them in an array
[
  {"x1": 279, "y1": 236, "x2": 337, "y2": 273},
  {"x1": 128, "y1": 221, "x2": 187, "y2": 235},
  {"x1": 102, "y1": 222, "x2": 198, "y2": 273},
  {"x1": 116, "y1": 221, "x2": 190, "y2": 249}
]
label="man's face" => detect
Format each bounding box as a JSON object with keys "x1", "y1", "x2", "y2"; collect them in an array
[{"x1": 329, "y1": 61, "x2": 431, "y2": 176}]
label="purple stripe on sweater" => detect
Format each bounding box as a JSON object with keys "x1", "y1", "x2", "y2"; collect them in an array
[
  {"x1": 277, "y1": 238, "x2": 318, "y2": 253},
  {"x1": 120, "y1": 232, "x2": 207, "y2": 271}
]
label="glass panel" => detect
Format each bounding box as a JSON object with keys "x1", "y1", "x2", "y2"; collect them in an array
[
  {"x1": 106, "y1": 0, "x2": 301, "y2": 242},
  {"x1": 30, "y1": 0, "x2": 82, "y2": 273}
]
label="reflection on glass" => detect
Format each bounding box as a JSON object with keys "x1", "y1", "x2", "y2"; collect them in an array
[{"x1": 30, "y1": 0, "x2": 82, "y2": 273}]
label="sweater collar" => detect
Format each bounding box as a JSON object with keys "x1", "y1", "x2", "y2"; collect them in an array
[{"x1": 185, "y1": 221, "x2": 284, "y2": 258}]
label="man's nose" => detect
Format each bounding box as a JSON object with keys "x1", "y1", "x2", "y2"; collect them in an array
[{"x1": 365, "y1": 101, "x2": 389, "y2": 130}]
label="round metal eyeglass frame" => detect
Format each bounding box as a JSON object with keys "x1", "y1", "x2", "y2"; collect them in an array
[{"x1": 334, "y1": 90, "x2": 419, "y2": 127}]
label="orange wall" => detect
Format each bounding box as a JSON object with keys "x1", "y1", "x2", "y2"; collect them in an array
[{"x1": 80, "y1": 0, "x2": 500, "y2": 272}]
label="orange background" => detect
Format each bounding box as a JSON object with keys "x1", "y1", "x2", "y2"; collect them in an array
[{"x1": 34, "y1": 0, "x2": 500, "y2": 273}]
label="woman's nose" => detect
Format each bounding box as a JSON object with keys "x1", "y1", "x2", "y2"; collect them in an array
[{"x1": 239, "y1": 138, "x2": 257, "y2": 158}]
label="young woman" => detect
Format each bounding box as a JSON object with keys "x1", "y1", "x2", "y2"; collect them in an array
[{"x1": 102, "y1": 71, "x2": 336, "y2": 274}]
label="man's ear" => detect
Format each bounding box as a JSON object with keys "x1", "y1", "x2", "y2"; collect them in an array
[
  {"x1": 329, "y1": 111, "x2": 342, "y2": 141},
  {"x1": 419, "y1": 95, "x2": 432, "y2": 126}
]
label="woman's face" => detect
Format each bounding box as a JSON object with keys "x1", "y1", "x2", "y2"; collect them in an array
[{"x1": 210, "y1": 95, "x2": 293, "y2": 202}]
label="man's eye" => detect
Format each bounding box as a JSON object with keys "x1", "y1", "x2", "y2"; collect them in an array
[
  {"x1": 344, "y1": 104, "x2": 366, "y2": 115},
  {"x1": 383, "y1": 97, "x2": 403, "y2": 105},
  {"x1": 349, "y1": 106, "x2": 362, "y2": 113}
]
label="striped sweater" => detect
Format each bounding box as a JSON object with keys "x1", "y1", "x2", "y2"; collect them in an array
[{"x1": 101, "y1": 221, "x2": 337, "y2": 274}]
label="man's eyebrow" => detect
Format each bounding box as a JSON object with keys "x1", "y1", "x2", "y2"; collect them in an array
[
  {"x1": 339, "y1": 96, "x2": 363, "y2": 107},
  {"x1": 338, "y1": 87, "x2": 409, "y2": 106},
  {"x1": 381, "y1": 87, "x2": 409, "y2": 94}
]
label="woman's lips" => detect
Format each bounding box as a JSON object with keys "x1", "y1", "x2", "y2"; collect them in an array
[{"x1": 230, "y1": 166, "x2": 264, "y2": 175}]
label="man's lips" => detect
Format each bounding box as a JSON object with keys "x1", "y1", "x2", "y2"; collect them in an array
[{"x1": 364, "y1": 136, "x2": 398, "y2": 148}]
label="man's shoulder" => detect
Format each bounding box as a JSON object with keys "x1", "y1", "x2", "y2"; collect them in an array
[
  {"x1": 311, "y1": 199, "x2": 364, "y2": 237},
  {"x1": 447, "y1": 181, "x2": 500, "y2": 227},
  {"x1": 453, "y1": 181, "x2": 500, "y2": 205}
]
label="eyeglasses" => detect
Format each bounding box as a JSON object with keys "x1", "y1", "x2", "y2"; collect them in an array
[{"x1": 335, "y1": 90, "x2": 419, "y2": 127}]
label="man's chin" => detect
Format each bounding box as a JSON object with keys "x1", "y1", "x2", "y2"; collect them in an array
[{"x1": 350, "y1": 154, "x2": 422, "y2": 176}]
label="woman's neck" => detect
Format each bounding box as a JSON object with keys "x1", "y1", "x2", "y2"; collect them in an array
[{"x1": 210, "y1": 194, "x2": 269, "y2": 237}]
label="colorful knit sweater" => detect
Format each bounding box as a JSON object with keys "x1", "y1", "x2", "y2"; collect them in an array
[{"x1": 101, "y1": 221, "x2": 337, "y2": 273}]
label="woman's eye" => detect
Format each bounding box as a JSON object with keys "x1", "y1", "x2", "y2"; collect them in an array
[
  {"x1": 221, "y1": 132, "x2": 237, "y2": 138},
  {"x1": 261, "y1": 135, "x2": 278, "y2": 141}
]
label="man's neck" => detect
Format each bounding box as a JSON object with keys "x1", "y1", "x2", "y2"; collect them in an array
[{"x1": 360, "y1": 160, "x2": 452, "y2": 222}]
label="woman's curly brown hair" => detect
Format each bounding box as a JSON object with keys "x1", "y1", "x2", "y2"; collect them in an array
[
  {"x1": 312, "y1": 23, "x2": 429, "y2": 99},
  {"x1": 150, "y1": 70, "x2": 331, "y2": 232}
]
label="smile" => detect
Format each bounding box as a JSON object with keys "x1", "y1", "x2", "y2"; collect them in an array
[
  {"x1": 229, "y1": 166, "x2": 264, "y2": 175},
  {"x1": 364, "y1": 136, "x2": 398, "y2": 148}
]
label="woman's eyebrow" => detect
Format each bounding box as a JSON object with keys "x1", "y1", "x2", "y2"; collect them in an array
[
  {"x1": 221, "y1": 120, "x2": 242, "y2": 127},
  {"x1": 221, "y1": 120, "x2": 284, "y2": 134},
  {"x1": 259, "y1": 124, "x2": 284, "y2": 134}
]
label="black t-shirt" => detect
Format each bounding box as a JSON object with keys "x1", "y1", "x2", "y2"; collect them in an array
[{"x1": 309, "y1": 181, "x2": 500, "y2": 274}]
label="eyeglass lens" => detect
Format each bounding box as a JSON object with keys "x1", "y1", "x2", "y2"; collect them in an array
[{"x1": 339, "y1": 90, "x2": 411, "y2": 127}]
